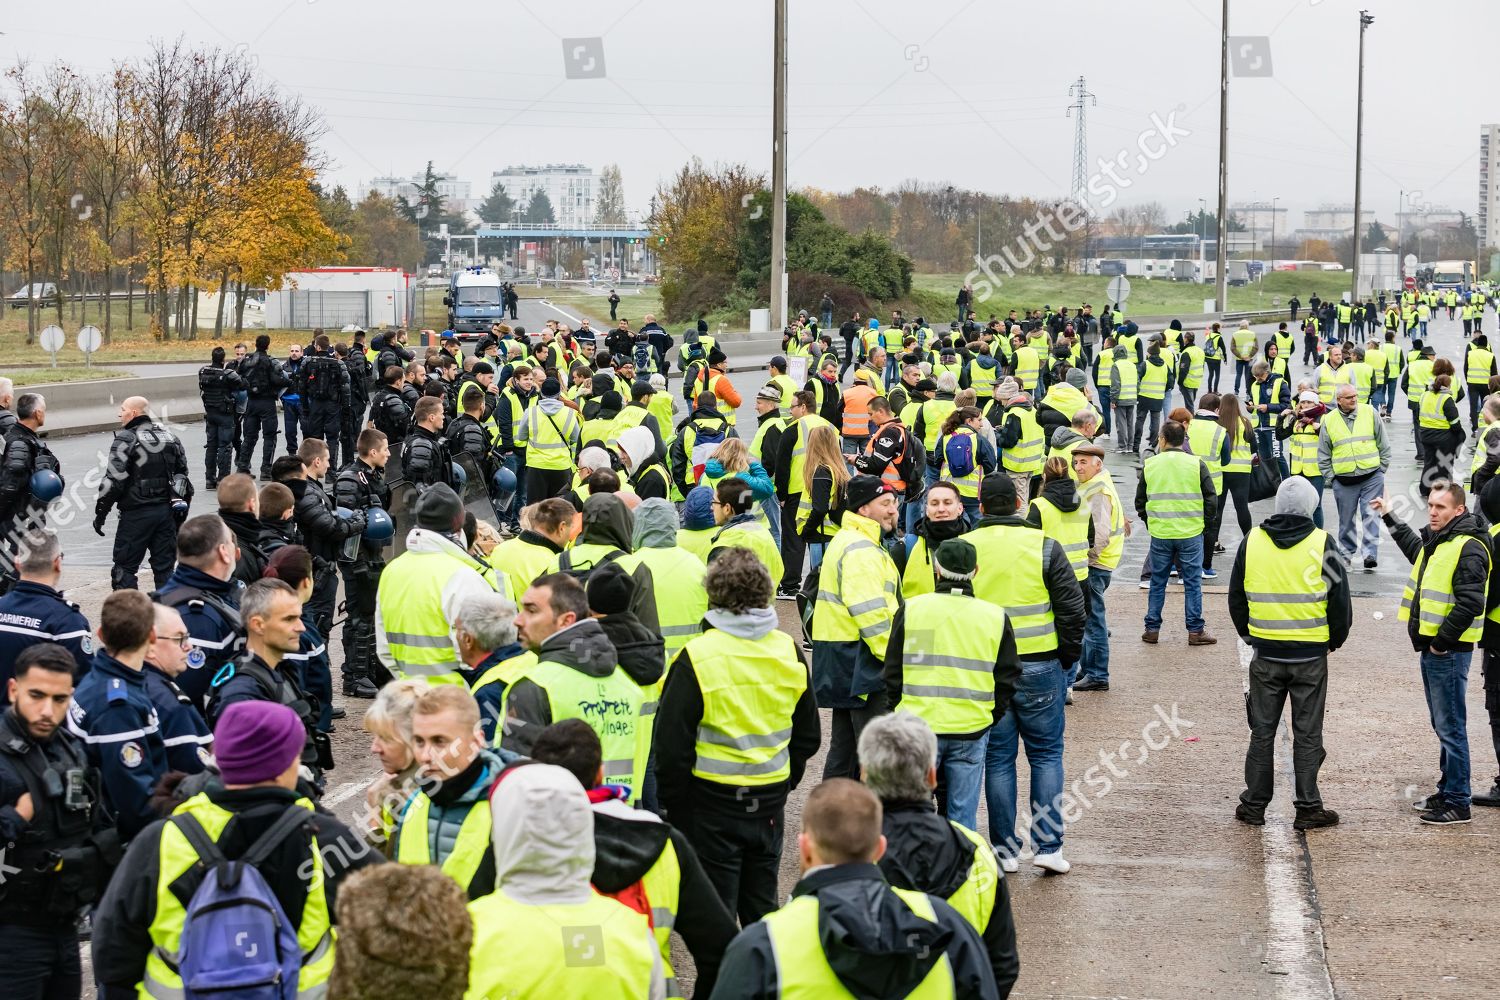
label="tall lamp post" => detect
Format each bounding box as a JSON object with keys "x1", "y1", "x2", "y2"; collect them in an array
[
  {"x1": 1214, "y1": 0, "x2": 1230, "y2": 311},
  {"x1": 1350, "y1": 10, "x2": 1375, "y2": 301}
]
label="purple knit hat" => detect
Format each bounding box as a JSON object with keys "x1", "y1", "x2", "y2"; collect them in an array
[{"x1": 214, "y1": 701, "x2": 305, "y2": 784}]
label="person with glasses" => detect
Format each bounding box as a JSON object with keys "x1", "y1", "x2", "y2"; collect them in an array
[{"x1": 142, "y1": 602, "x2": 213, "y2": 774}]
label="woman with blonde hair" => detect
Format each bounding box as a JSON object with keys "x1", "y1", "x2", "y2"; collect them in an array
[
  {"x1": 361, "y1": 677, "x2": 430, "y2": 855},
  {"x1": 798, "y1": 423, "x2": 851, "y2": 571},
  {"x1": 704, "y1": 436, "x2": 779, "y2": 545}
]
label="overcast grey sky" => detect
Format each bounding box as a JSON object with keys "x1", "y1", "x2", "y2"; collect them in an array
[{"x1": 7, "y1": 1, "x2": 1489, "y2": 227}]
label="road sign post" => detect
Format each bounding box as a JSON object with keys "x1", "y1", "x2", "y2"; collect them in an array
[
  {"x1": 77, "y1": 325, "x2": 101, "y2": 369},
  {"x1": 38, "y1": 325, "x2": 64, "y2": 368}
]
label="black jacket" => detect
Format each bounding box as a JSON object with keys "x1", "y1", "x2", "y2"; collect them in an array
[
  {"x1": 711, "y1": 863, "x2": 998, "y2": 1000},
  {"x1": 654, "y1": 620, "x2": 820, "y2": 820},
  {"x1": 0, "y1": 423, "x2": 62, "y2": 524},
  {"x1": 883, "y1": 580, "x2": 1020, "y2": 739},
  {"x1": 877, "y1": 798, "x2": 1019, "y2": 998},
  {"x1": 367, "y1": 385, "x2": 411, "y2": 445},
  {"x1": 197, "y1": 364, "x2": 245, "y2": 414},
  {"x1": 300, "y1": 350, "x2": 351, "y2": 406},
  {"x1": 1024, "y1": 475, "x2": 1096, "y2": 544},
  {"x1": 500, "y1": 619, "x2": 617, "y2": 757},
  {"x1": 91, "y1": 785, "x2": 379, "y2": 1000},
  {"x1": 590, "y1": 797, "x2": 736, "y2": 995},
  {"x1": 333, "y1": 460, "x2": 392, "y2": 566},
  {"x1": 220, "y1": 508, "x2": 268, "y2": 586},
  {"x1": 98, "y1": 415, "x2": 188, "y2": 513},
  {"x1": 595, "y1": 610, "x2": 665, "y2": 690},
  {"x1": 1228, "y1": 513, "x2": 1352, "y2": 658},
  {"x1": 239, "y1": 350, "x2": 290, "y2": 401},
  {"x1": 444, "y1": 413, "x2": 492, "y2": 476},
  {"x1": 971, "y1": 514, "x2": 1085, "y2": 665},
  {"x1": 287, "y1": 478, "x2": 364, "y2": 563},
  {"x1": 400, "y1": 426, "x2": 456, "y2": 489},
  {"x1": 1383, "y1": 510, "x2": 1492, "y2": 652}
]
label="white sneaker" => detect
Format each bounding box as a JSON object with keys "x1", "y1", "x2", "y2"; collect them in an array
[
  {"x1": 999, "y1": 856, "x2": 1019, "y2": 874},
  {"x1": 1033, "y1": 851, "x2": 1071, "y2": 874},
  {"x1": 1138, "y1": 579, "x2": 1150, "y2": 590},
  {"x1": 1065, "y1": 686, "x2": 1074, "y2": 705}
]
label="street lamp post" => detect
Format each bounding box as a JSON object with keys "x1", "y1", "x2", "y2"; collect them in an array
[
  {"x1": 1214, "y1": 0, "x2": 1230, "y2": 311},
  {"x1": 1351, "y1": 10, "x2": 1375, "y2": 301},
  {"x1": 1198, "y1": 197, "x2": 1207, "y2": 283}
]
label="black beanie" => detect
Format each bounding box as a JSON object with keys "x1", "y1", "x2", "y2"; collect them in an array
[{"x1": 585, "y1": 560, "x2": 635, "y2": 616}]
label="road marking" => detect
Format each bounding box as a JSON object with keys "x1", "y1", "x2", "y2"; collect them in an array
[
  {"x1": 1259, "y1": 722, "x2": 1336, "y2": 998},
  {"x1": 537, "y1": 299, "x2": 583, "y2": 325},
  {"x1": 322, "y1": 780, "x2": 366, "y2": 807}
]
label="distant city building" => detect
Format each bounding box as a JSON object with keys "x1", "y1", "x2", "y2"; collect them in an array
[
  {"x1": 489, "y1": 163, "x2": 597, "y2": 227},
  {"x1": 1292, "y1": 203, "x2": 1378, "y2": 245},
  {"x1": 358, "y1": 171, "x2": 473, "y2": 214},
  {"x1": 1480, "y1": 124, "x2": 1500, "y2": 251},
  {"x1": 1230, "y1": 202, "x2": 1289, "y2": 252}
]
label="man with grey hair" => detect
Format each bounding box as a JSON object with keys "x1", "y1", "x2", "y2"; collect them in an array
[
  {"x1": 1318, "y1": 380, "x2": 1390, "y2": 571},
  {"x1": 858, "y1": 712, "x2": 1021, "y2": 997},
  {"x1": 0, "y1": 529, "x2": 93, "y2": 687},
  {"x1": 455, "y1": 590, "x2": 533, "y2": 742},
  {"x1": 0, "y1": 392, "x2": 63, "y2": 548},
  {"x1": 0, "y1": 376, "x2": 14, "y2": 437}
]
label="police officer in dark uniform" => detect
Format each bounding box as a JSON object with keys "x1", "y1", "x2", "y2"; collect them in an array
[
  {"x1": 334, "y1": 428, "x2": 392, "y2": 698},
  {"x1": 143, "y1": 602, "x2": 214, "y2": 775},
  {"x1": 0, "y1": 393, "x2": 62, "y2": 534},
  {"x1": 300, "y1": 333, "x2": 351, "y2": 470},
  {"x1": 338, "y1": 341, "x2": 371, "y2": 467},
  {"x1": 399, "y1": 361, "x2": 425, "y2": 413},
  {"x1": 0, "y1": 643, "x2": 119, "y2": 997},
  {"x1": 0, "y1": 529, "x2": 93, "y2": 690},
  {"x1": 206, "y1": 579, "x2": 330, "y2": 792},
  {"x1": 198, "y1": 346, "x2": 245, "y2": 490},
  {"x1": 153, "y1": 515, "x2": 245, "y2": 712},
  {"x1": 287, "y1": 440, "x2": 365, "y2": 639},
  {"x1": 94, "y1": 396, "x2": 191, "y2": 593},
  {"x1": 445, "y1": 387, "x2": 493, "y2": 481},
  {"x1": 368, "y1": 365, "x2": 412, "y2": 450},
  {"x1": 236, "y1": 334, "x2": 290, "y2": 480},
  {"x1": 65, "y1": 589, "x2": 170, "y2": 841},
  {"x1": 401, "y1": 397, "x2": 458, "y2": 488},
  {"x1": 280, "y1": 342, "x2": 306, "y2": 456}
]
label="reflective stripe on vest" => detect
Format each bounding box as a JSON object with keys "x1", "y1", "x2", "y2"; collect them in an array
[
  {"x1": 920, "y1": 399, "x2": 957, "y2": 453},
  {"x1": 1322, "y1": 404, "x2": 1380, "y2": 476},
  {"x1": 1111, "y1": 360, "x2": 1138, "y2": 404},
  {"x1": 788, "y1": 415, "x2": 833, "y2": 496},
  {"x1": 523, "y1": 405, "x2": 578, "y2": 470},
  {"x1": 1138, "y1": 360, "x2": 1169, "y2": 400},
  {"x1": 1077, "y1": 471, "x2": 1125, "y2": 570},
  {"x1": 1143, "y1": 449, "x2": 1204, "y2": 538},
  {"x1": 639, "y1": 838, "x2": 683, "y2": 995},
  {"x1": 763, "y1": 890, "x2": 954, "y2": 1000},
  {"x1": 504, "y1": 659, "x2": 647, "y2": 799},
  {"x1": 141, "y1": 794, "x2": 333, "y2": 999},
  {"x1": 1419, "y1": 390, "x2": 1451, "y2": 430},
  {"x1": 395, "y1": 791, "x2": 493, "y2": 893},
  {"x1": 1472, "y1": 424, "x2": 1500, "y2": 484},
  {"x1": 943, "y1": 822, "x2": 1000, "y2": 934},
  {"x1": 1181, "y1": 346, "x2": 1205, "y2": 387},
  {"x1": 899, "y1": 591, "x2": 1007, "y2": 733},
  {"x1": 1224, "y1": 429, "x2": 1254, "y2": 474},
  {"x1": 970, "y1": 525, "x2": 1057, "y2": 655},
  {"x1": 1185, "y1": 420, "x2": 1226, "y2": 494},
  {"x1": 1288, "y1": 423, "x2": 1321, "y2": 477},
  {"x1": 379, "y1": 550, "x2": 472, "y2": 682},
  {"x1": 687, "y1": 627, "x2": 807, "y2": 785},
  {"x1": 1399, "y1": 535, "x2": 1491, "y2": 643},
  {"x1": 1001, "y1": 408, "x2": 1043, "y2": 474},
  {"x1": 1244, "y1": 527, "x2": 1330, "y2": 643},
  {"x1": 842, "y1": 384, "x2": 877, "y2": 437},
  {"x1": 1316, "y1": 364, "x2": 1342, "y2": 404},
  {"x1": 1030, "y1": 495, "x2": 1089, "y2": 581},
  {"x1": 1013, "y1": 346, "x2": 1040, "y2": 389}
]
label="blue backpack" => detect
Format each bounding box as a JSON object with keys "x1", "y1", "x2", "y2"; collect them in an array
[
  {"x1": 943, "y1": 431, "x2": 976, "y2": 479},
  {"x1": 171, "y1": 807, "x2": 311, "y2": 1000}
]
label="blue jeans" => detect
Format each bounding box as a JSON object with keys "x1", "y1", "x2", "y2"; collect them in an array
[
  {"x1": 808, "y1": 541, "x2": 825, "y2": 571},
  {"x1": 986, "y1": 658, "x2": 1067, "y2": 858},
  {"x1": 1331, "y1": 472, "x2": 1383, "y2": 561},
  {"x1": 1079, "y1": 567, "x2": 1113, "y2": 682},
  {"x1": 822, "y1": 308, "x2": 833, "y2": 328},
  {"x1": 1419, "y1": 649, "x2": 1472, "y2": 808},
  {"x1": 1098, "y1": 386, "x2": 1112, "y2": 434},
  {"x1": 1144, "y1": 535, "x2": 1205, "y2": 633},
  {"x1": 758, "y1": 496, "x2": 782, "y2": 549},
  {"x1": 282, "y1": 398, "x2": 302, "y2": 452},
  {"x1": 936, "y1": 734, "x2": 988, "y2": 832},
  {"x1": 502, "y1": 453, "x2": 529, "y2": 529},
  {"x1": 1234, "y1": 359, "x2": 1254, "y2": 393}
]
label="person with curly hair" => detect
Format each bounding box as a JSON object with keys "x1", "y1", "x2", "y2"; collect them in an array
[{"x1": 328, "y1": 864, "x2": 472, "y2": 1000}]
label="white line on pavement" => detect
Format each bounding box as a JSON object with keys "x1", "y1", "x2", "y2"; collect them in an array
[
  {"x1": 537, "y1": 299, "x2": 583, "y2": 325},
  {"x1": 322, "y1": 780, "x2": 367, "y2": 807},
  {"x1": 1259, "y1": 725, "x2": 1336, "y2": 999}
]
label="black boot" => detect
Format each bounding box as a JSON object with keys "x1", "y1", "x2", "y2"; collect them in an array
[
  {"x1": 343, "y1": 675, "x2": 379, "y2": 698},
  {"x1": 1472, "y1": 781, "x2": 1500, "y2": 807}
]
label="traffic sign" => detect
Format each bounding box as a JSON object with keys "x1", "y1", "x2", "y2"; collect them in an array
[
  {"x1": 1106, "y1": 275, "x2": 1132, "y2": 304},
  {"x1": 1404, "y1": 276, "x2": 1417, "y2": 291},
  {"x1": 38, "y1": 325, "x2": 64, "y2": 353},
  {"x1": 1403, "y1": 253, "x2": 1418, "y2": 269},
  {"x1": 77, "y1": 325, "x2": 102, "y2": 353}
]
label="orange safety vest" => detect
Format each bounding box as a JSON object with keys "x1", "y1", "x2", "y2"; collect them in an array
[
  {"x1": 864, "y1": 420, "x2": 910, "y2": 493},
  {"x1": 841, "y1": 384, "x2": 878, "y2": 438}
]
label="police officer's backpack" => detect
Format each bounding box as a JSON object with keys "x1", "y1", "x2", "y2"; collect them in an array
[
  {"x1": 305, "y1": 356, "x2": 341, "y2": 402},
  {"x1": 171, "y1": 806, "x2": 309, "y2": 999}
]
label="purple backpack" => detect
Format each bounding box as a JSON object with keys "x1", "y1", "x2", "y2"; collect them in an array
[{"x1": 171, "y1": 807, "x2": 310, "y2": 1000}]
